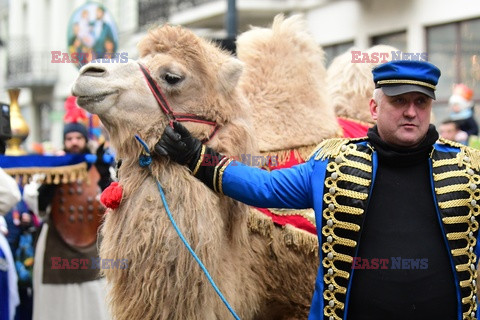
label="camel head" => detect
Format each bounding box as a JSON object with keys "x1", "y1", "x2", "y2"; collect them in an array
[
  {"x1": 71, "y1": 24, "x2": 261, "y2": 320},
  {"x1": 72, "y1": 24, "x2": 255, "y2": 160}
]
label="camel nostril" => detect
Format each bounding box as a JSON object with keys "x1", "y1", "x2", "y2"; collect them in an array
[{"x1": 81, "y1": 65, "x2": 106, "y2": 77}]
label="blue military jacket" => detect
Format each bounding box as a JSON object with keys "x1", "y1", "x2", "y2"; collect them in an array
[{"x1": 215, "y1": 138, "x2": 480, "y2": 320}]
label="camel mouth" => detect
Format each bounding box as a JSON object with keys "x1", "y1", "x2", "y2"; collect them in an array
[{"x1": 76, "y1": 91, "x2": 117, "y2": 106}]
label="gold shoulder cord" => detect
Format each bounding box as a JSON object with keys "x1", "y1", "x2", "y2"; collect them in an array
[{"x1": 308, "y1": 137, "x2": 368, "y2": 162}]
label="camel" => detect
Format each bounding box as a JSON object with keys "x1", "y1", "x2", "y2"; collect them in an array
[{"x1": 72, "y1": 15, "x2": 324, "y2": 320}]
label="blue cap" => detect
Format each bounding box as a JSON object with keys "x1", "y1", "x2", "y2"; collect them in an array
[{"x1": 372, "y1": 60, "x2": 441, "y2": 100}]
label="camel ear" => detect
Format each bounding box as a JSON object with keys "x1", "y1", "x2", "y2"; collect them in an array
[{"x1": 217, "y1": 57, "x2": 243, "y2": 93}]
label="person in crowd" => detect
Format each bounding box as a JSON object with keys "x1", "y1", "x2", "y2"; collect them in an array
[
  {"x1": 3, "y1": 197, "x2": 38, "y2": 320},
  {"x1": 0, "y1": 167, "x2": 21, "y2": 320},
  {"x1": 23, "y1": 121, "x2": 112, "y2": 320},
  {"x1": 154, "y1": 60, "x2": 480, "y2": 319},
  {"x1": 91, "y1": 5, "x2": 115, "y2": 59},
  {"x1": 439, "y1": 119, "x2": 468, "y2": 144},
  {"x1": 449, "y1": 83, "x2": 478, "y2": 137}
]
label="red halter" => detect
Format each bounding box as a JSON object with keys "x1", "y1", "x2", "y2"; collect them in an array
[{"x1": 138, "y1": 63, "x2": 220, "y2": 142}]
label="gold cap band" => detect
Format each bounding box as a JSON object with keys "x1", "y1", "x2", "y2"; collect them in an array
[{"x1": 376, "y1": 79, "x2": 436, "y2": 90}]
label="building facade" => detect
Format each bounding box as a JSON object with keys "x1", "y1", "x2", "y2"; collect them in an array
[{"x1": 0, "y1": 0, "x2": 479, "y2": 150}]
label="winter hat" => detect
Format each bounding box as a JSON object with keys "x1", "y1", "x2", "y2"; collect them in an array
[
  {"x1": 63, "y1": 122, "x2": 88, "y2": 141},
  {"x1": 449, "y1": 84, "x2": 474, "y2": 112}
]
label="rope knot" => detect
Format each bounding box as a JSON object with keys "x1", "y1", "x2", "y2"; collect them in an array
[
  {"x1": 134, "y1": 135, "x2": 153, "y2": 168},
  {"x1": 139, "y1": 154, "x2": 152, "y2": 167}
]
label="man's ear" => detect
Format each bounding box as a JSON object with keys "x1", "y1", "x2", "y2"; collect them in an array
[{"x1": 370, "y1": 98, "x2": 378, "y2": 121}]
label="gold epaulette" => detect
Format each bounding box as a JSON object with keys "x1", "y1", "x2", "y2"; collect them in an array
[
  {"x1": 438, "y1": 137, "x2": 480, "y2": 171},
  {"x1": 307, "y1": 137, "x2": 368, "y2": 161}
]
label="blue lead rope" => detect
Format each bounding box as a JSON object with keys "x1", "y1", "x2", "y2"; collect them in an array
[{"x1": 134, "y1": 135, "x2": 241, "y2": 320}]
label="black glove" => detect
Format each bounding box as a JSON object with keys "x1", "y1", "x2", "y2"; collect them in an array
[
  {"x1": 155, "y1": 121, "x2": 230, "y2": 193},
  {"x1": 95, "y1": 142, "x2": 113, "y2": 191},
  {"x1": 154, "y1": 122, "x2": 203, "y2": 170}
]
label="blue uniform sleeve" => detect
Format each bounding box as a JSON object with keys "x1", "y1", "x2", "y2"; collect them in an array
[{"x1": 221, "y1": 160, "x2": 314, "y2": 209}]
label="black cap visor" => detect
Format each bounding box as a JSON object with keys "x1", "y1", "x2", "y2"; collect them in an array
[{"x1": 380, "y1": 84, "x2": 436, "y2": 100}]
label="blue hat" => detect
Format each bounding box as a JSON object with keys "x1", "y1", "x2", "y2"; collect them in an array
[
  {"x1": 63, "y1": 122, "x2": 88, "y2": 141},
  {"x1": 372, "y1": 60, "x2": 441, "y2": 99}
]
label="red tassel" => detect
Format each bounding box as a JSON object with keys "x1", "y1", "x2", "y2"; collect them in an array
[{"x1": 100, "y1": 182, "x2": 123, "y2": 210}]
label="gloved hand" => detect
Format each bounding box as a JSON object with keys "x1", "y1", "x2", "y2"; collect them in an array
[
  {"x1": 95, "y1": 142, "x2": 114, "y2": 191},
  {"x1": 154, "y1": 122, "x2": 203, "y2": 169}
]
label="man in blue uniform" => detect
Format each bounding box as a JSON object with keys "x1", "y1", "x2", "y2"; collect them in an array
[{"x1": 155, "y1": 60, "x2": 480, "y2": 320}]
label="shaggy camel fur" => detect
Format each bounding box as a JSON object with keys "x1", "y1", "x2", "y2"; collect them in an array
[
  {"x1": 327, "y1": 44, "x2": 399, "y2": 124},
  {"x1": 72, "y1": 16, "x2": 320, "y2": 320},
  {"x1": 238, "y1": 15, "x2": 339, "y2": 155}
]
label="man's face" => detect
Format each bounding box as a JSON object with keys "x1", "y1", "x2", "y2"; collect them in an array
[
  {"x1": 96, "y1": 8, "x2": 104, "y2": 20},
  {"x1": 370, "y1": 90, "x2": 433, "y2": 148},
  {"x1": 439, "y1": 123, "x2": 458, "y2": 141},
  {"x1": 64, "y1": 132, "x2": 87, "y2": 154}
]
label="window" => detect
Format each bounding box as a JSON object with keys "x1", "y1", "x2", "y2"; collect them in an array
[
  {"x1": 427, "y1": 19, "x2": 480, "y2": 102},
  {"x1": 323, "y1": 41, "x2": 354, "y2": 67},
  {"x1": 371, "y1": 31, "x2": 407, "y2": 53},
  {"x1": 138, "y1": 0, "x2": 169, "y2": 30}
]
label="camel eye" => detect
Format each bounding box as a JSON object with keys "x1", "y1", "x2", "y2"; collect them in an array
[{"x1": 164, "y1": 72, "x2": 183, "y2": 85}]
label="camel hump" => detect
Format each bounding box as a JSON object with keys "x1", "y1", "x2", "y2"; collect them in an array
[
  {"x1": 237, "y1": 14, "x2": 336, "y2": 153},
  {"x1": 237, "y1": 14, "x2": 322, "y2": 59},
  {"x1": 308, "y1": 137, "x2": 368, "y2": 161}
]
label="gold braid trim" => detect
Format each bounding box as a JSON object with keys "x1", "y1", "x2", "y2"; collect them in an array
[
  {"x1": 432, "y1": 157, "x2": 460, "y2": 168},
  {"x1": 377, "y1": 79, "x2": 436, "y2": 89},
  {"x1": 191, "y1": 145, "x2": 206, "y2": 176},
  {"x1": 268, "y1": 208, "x2": 316, "y2": 226},
  {"x1": 218, "y1": 158, "x2": 233, "y2": 194},
  {"x1": 432, "y1": 145, "x2": 480, "y2": 319},
  {"x1": 4, "y1": 162, "x2": 88, "y2": 185},
  {"x1": 332, "y1": 204, "x2": 364, "y2": 216},
  {"x1": 438, "y1": 137, "x2": 480, "y2": 171},
  {"x1": 322, "y1": 144, "x2": 372, "y2": 319},
  {"x1": 212, "y1": 156, "x2": 229, "y2": 193},
  {"x1": 436, "y1": 184, "x2": 474, "y2": 195},
  {"x1": 434, "y1": 170, "x2": 470, "y2": 180},
  {"x1": 439, "y1": 199, "x2": 473, "y2": 210}
]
